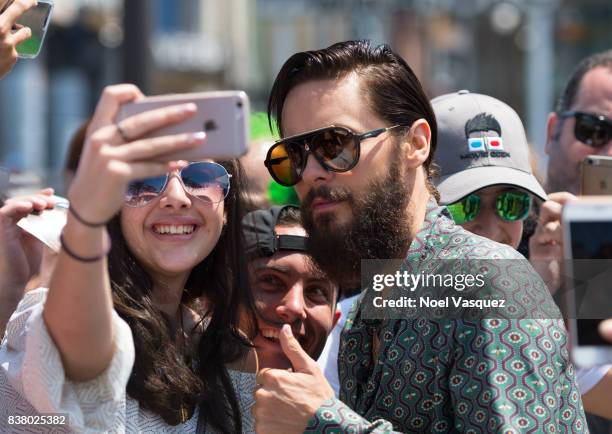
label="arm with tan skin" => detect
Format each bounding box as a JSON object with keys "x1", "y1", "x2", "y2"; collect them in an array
[
  {"x1": 0, "y1": 0, "x2": 36, "y2": 78},
  {"x1": 582, "y1": 368, "x2": 612, "y2": 419},
  {"x1": 42, "y1": 84, "x2": 204, "y2": 381},
  {"x1": 529, "y1": 191, "x2": 577, "y2": 294},
  {"x1": 580, "y1": 320, "x2": 612, "y2": 419},
  {"x1": 0, "y1": 188, "x2": 55, "y2": 337}
]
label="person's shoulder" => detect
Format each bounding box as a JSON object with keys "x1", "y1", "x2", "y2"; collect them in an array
[{"x1": 438, "y1": 221, "x2": 526, "y2": 261}]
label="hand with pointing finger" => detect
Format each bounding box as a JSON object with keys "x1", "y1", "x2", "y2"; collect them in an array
[{"x1": 253, "y1": 324, "x2": 334, "y2": 434}]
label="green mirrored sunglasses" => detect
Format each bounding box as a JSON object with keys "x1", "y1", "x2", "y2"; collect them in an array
[{"x1": 446, "y1": 190, "x2": 532, "y2": 225}]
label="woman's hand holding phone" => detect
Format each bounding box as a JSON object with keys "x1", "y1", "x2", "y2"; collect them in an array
[
  {"x1": 67, "y1": 84, "x2": 206, "y2": 225},
  {"x1": 0, "y1": 0, "x2": 36, "y2": 78}
]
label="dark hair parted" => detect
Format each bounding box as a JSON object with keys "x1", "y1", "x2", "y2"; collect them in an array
[
  {"x1": 267, "y1": 40, "x2": 438, "y2": 178},
  {"x1": 556, "y1": 49, "x2": 612, "y2": 113},
  {"x1": 107, "y1": 159, "x2": 256, "y2": 433}
]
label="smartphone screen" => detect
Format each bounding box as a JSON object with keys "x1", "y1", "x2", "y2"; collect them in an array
[
  {"x1": 14, "y1": 0, "x2": 53, "y2": 58},
  {"x1": 570, "y1": 221, "x2": 612, "y2": 346}
]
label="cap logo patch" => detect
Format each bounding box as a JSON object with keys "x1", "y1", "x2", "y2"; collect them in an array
[
  {"x1": 460, "y1": 112, "x2": 510, "y2": 160},
  {"x1": 468, "y1": 137, "x2": 485, "y2": 152},
  {"x1": 485, "y1": 136, "x2": 504, "y2": 150}
]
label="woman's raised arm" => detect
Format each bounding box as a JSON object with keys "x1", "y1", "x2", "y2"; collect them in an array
[{"x1": 43, "y1": 84, "x2": 204, "y2": 381}]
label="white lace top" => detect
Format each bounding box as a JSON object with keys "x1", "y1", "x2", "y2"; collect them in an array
[{"x1": 0, "y1": 288, "x2": 256, "y2": 433}]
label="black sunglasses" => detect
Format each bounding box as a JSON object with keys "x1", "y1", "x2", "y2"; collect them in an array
[
  {"x1": 264, "y1": 124, "x2": 405, "y2": 187},
  {"x1": 560, "y1": 111, "x2": 612, "y2": 148}
]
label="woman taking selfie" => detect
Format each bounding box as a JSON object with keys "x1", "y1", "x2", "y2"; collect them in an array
[{"x1": 0, "y1": 84, "x2": 256, "y2": 433}]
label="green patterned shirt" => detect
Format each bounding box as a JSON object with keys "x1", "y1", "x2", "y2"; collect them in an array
[{"x1": 305, "y1": 201, "x2": 587, "y2": 433}]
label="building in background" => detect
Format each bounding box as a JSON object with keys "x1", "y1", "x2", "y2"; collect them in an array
[{"x1": 0, "y1": 0, "x2": 610, "y2": 193}]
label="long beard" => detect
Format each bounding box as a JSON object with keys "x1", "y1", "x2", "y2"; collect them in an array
[{"x1": 301, "y1": 158, "x2": 412, "y2": 290}]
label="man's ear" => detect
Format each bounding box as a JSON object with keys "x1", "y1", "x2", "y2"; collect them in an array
[
  {"x1": 401, "y1": 119, "x2": 431, "y2": 169},
  {"x1": 332, "y1": 310, "x2": 341, "y2": 328},
  {"x1": 544, "y1": 112, "x2": 558, "y2": 156}
]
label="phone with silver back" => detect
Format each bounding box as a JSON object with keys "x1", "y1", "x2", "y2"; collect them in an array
[
  {"x1": 563, "y1": 198, "x2": 612, "y2": 366},
  {"x1": 581, "y1": 155, "x2": 612, "y2": 195},
  {"x1": 0, "y1": 0, "x2": 54, "y2": 58},
  {"x1": 116, "y1": 91, "x2": 250, "y2": 161}
]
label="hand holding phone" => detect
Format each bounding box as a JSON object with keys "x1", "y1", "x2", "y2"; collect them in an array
[
  {"x1": 562, "y1": 197, "x2": 612, "y2": 366},
  {"x1": 116, "y1": 91, "x2": 250, "y2": 162},
  {"x1": 0, "y1": 0, "x2": 38, "y2": 77}
]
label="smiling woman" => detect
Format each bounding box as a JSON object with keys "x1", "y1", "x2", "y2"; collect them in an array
[{"x1": 0, "y1": 85, "x2": 257, "y2": 434}]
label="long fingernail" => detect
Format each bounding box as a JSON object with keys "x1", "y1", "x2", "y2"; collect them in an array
[
  {"x1": 181, "y1": 103, "x2": 197, "y2": 114},
  {"x1": 189, "y1": 132, "x2": 206, "y2": 143}
]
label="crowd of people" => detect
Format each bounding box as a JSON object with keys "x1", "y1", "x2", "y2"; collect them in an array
[{"x1": 1, "y1": 1, "x2": 612, "y2": 433}]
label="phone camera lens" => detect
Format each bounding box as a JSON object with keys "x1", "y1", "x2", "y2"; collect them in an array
[{"x1": 236, "y1": 101, "x2": 243, "y2": 108}]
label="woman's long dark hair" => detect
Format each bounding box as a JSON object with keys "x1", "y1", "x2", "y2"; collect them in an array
[{"x1": 107, "y1": 160, "x2": 256, "y2": 433}]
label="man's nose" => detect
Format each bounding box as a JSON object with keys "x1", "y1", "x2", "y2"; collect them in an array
[
  {"x1": 300, "y1": 153, "x2": 332, "y2": 187},
  {"x1": 276, "y1": 284, "x2": 307, "y2": 324}
]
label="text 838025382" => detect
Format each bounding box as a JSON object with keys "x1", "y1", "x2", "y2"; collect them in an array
[{"x1": 6, "y1": 414, "x2": 68, "y2": 427}]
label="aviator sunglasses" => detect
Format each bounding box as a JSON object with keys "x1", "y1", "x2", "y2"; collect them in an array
[
  {"x1": 446, "y1": 190, "x2": 532, "y2": 225},
  {"x1": 559, "y1": 111, "x2": 612, "y2": 148},
  {"x1": 264, "y1": 124, "x2": 405, "y2": 187},
  {"x1": 125, "y1": 161, "x2": 231, "y2": 207}
]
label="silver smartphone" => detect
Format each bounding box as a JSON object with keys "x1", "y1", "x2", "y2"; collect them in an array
[
  {"x1": 116, "y1": 91, "x2": 250, "y2": 162},
  {"x1": 0, "y1": 0, "x2": 54, "y2": 58},
  {"x1": 581, "y1": 155, "x2": 612, "y2": 195},
  {"x1": 563, "y1": 198, "x2": 612, "y2": 366}
]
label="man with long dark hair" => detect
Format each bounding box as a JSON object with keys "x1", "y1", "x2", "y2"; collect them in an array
[{"x1": 253, "y1": 40, "x2": 586, "y2": 433}]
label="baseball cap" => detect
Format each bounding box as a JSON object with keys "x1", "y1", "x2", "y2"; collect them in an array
[
  {"x1": 242, "y1": 205, "x2": 308, "y2": 259},
  {"x1": 432, "y1": 90, "x2": 547, "y2": 204}
]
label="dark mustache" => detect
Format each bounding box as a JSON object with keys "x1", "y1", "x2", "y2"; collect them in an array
[{"x1": 301, "y1": 186, "x2": 352, "y2": 211}]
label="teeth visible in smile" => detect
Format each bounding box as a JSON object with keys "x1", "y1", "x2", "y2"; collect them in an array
[
  {"x1": 153, "y1": 225, "x2": 195, "y2": 235},
  {"x1": 261, "y1": 329, "x2": 280, "y2": 341}
]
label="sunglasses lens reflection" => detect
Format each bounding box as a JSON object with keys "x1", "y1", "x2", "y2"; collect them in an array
[
  {"x1": 496, "y1": 191, "x2": 531, "y2": 221},
  {"x1": 268, "y1": 143, "x2": 303, "y2": 186},
  {"x1": 182, "y1": 162, "x2": 230, "y2": 204},
  {"x1": 125, "y1": 176, "x2": 167, "y2": 207},
  {"x1": 311, "y1": 128, "x2": 356, "y2": 170},
  {"x1": 575, "y1": 114, "x2": 612, "y2": 147},
  {"x1": 447, "y1": 195, "x2": 480, "y2": 225}
]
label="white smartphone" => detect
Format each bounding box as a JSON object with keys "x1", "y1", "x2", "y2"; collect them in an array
[
  {"x1": 116, "y1": 91, "x2": 250, "y2": 161},
  {"x1": 0, "y1": 0, "x2": 54, "y2": 59},
  {"x1": 562, "y1": 198, "x2": 612, "y2": 366}
]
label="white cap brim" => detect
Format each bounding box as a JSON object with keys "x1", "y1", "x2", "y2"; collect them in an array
[{"x1": 437, "y1": 166, "x2": 548, "y2": 205}]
